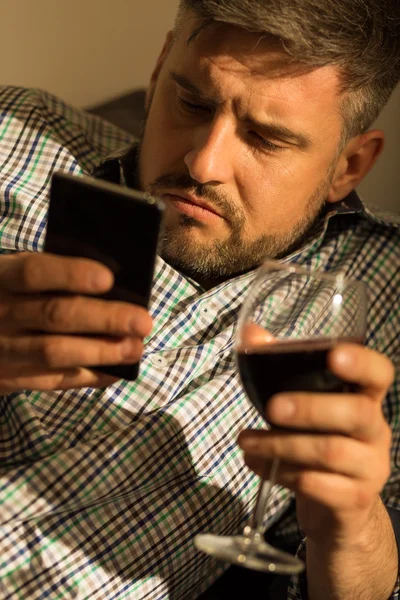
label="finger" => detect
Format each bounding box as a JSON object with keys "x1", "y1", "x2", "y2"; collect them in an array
[
  {"x1": 243, "y1": 455, "x2": 379, "y2": 511},
  {"x1": 239, "y1": 322, "x2": 276, "y2": 348},
  {"x1": 9, "y1": 295, "x2": 152, "y2": 337},
  {"x1": 329, "y1": 343, "x2": 395, "y2": 400},
  {"x1": 239, "y1": 430, "x2": 389, "y2": 479},
  {"x1": 266, "y1": 391, "x2": 386, "y2": 440},
  {"x1": 294, "y1": 471, "x2": 381, "y2": 510},
  {"x1": 0, "y1": 334, "x2": 144, "y2": 369},
  {"x1": 0, "y1": 366, "x2": 120, "y2": 393},
  {"x1": 244, "y1": 455, "x2": 304, "y2": 483},
  {"x1": 0, "y1": 253, "x2": 114, "y2": 294}
]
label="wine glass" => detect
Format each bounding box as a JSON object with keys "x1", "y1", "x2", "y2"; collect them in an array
[{"x1": 195, "y1": 259, "x2": 367, "y2": 574}]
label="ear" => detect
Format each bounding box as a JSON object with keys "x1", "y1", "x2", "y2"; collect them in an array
[
  {"x1": 326, "y1": 129, "x2": 384, "y2": 204},
  {"x1": 145, "y1": 31, "x2": 174, "y2": 113}
]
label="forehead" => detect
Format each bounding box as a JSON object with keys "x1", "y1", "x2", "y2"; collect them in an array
[{"x1": 170, "y1": 16, "x2": 344, "y2": 135}]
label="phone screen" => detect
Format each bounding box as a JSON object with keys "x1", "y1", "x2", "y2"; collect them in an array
[{"x1": 44, "y1": 171, "x2": 165, "y2": 380}]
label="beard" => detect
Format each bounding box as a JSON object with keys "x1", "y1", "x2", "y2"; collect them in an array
[
  {"x1": 136, "y1": 103, "x2": 332, "y2": 284},
  {"x1": 146, "y1": 171, "x2": 328, "y2": 282}
]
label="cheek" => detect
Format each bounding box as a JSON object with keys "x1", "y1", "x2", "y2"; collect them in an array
[{"x1": 239, "y1": 164, "x2": 324, "y2": 237}]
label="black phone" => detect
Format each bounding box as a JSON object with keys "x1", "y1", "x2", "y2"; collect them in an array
[{"x1": 44, "y1": 171, "x2": 165, "y2": 381}]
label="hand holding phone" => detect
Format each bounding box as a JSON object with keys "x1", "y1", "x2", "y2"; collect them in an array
[{"x1": 44, "y1": 172, "x2": 164, "y2": 381}]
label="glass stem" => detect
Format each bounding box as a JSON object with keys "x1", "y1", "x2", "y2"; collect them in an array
[{"x1": 244, "y1": 458, "x2": 280, "y2": 544}]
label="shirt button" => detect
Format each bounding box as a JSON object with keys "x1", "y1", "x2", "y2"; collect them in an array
[
  {"x1": 149, "y1": 355, "x2": 169, "y2": 367},
  {"x1": 199, "y1": 304, "x2": 216, "y2": 320}
]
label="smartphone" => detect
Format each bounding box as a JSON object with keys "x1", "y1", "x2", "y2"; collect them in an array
[{"x1": 44, "y1": 171, "x2": 165, "y2": 381}]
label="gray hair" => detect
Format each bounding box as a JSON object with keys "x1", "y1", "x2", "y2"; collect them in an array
[{"x1": 176, "y1": 0, "x2": 400, "y2": 139}]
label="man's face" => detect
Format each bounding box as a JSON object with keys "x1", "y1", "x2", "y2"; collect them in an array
[{"x1": 138, "y1": 16, "x2": 344, "y2": 284}]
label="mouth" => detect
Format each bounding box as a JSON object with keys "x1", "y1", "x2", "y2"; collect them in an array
[{"x1": 162, "y1": 191, "x2": 224, "y2": 223}]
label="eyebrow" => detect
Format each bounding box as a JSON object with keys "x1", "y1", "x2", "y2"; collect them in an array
[
  {"x1": 171, "y1": 71, "x2": 216, "y2": 104},
  {"x1": 246, "y1": 117, "x2": 312, "y2": 149},
  {"x1": 170, "y1": 70, "x2": 313, "y2": 149}
]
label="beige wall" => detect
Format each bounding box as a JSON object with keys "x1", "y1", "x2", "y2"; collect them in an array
[
  {"x1": 2, "y1": 0, "x2": 180, "y2": 107},
  {"x1": 357, "y1": 84, "x2": 400, "y2": 214},
  {"x1": 2, "y1": 0, "x2": 399, "y2": 212}
]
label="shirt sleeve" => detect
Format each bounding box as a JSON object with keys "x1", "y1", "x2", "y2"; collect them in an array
[{"x1": 0, "y1": 85, "x2": 134, "y2": 254}]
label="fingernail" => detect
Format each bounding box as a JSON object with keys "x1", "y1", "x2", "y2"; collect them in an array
[
  {"x1": 270, "y1": 396, "x2": 296, "y2": 420},
  {"x1": 334, "y1": 349, "x2": 354, "y2": 368}
]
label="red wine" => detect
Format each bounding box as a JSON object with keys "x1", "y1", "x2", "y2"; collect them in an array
[{"x1": 237, "y1": 337, "x2": 361, "y2": 421}]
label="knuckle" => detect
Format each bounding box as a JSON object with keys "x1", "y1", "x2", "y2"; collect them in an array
[
  {"x1": 94, "y1": 339, "x2": 121, "y2": 365},
  {"x1": 42, "y1": 337, "x2": 66, "y2": 368},
  {"x1": 0, "y1": 336, "x2": 12, "y2": 360},
  {"x1": 285, "y1": 436, "x2": 300, "y2": 460},
  {"x1": 0, "y1": 300, "x2": 14, "y2": 325},
  {"x1": 354, "y1": 486, "x2": 374, "y2": 510},
  {"x1": 43, "y1": 299, "x2": 67, "y2": 330},
  {"x1": 104, "y1": 307, "x2": 128, "y2": 335},
  {"x1": 295, "y1": 470, "x2": 312, "y2": 494},
  {"x1": 42, "y1": 296, "x2": 83, "y2": 331},
  {"x1": 113, "y1": 340, "x2": 128, "y2": 363},
  {"x1": 304, "y1": 397, "x2": 320, "y2": 427},
  {"x1": 319, "y1": 436, "x2": 345, "y2": 467},
  {"x1": 352, "y1": 395, "x2": 374, "y2": 430}
]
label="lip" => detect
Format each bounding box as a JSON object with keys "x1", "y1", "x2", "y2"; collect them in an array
[{"x1": 163, "y1": 191, "x2": 224, "y2": 222}]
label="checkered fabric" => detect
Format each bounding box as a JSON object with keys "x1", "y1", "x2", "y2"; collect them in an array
[{"x1": 0, "y1": 86, "x2": 399, "y2": 599}]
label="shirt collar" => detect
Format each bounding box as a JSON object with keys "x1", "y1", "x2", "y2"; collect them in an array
[{"x1": 92, "y1": 143, "x2": 140, "y2": 189}]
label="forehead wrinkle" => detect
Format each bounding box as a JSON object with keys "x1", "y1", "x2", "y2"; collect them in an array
[
  {"x1": 176, "y1": 16, "x2": 342, "y2": 108},
  {"x1": 198, "y1": 53, "x2": 339, "y2": 119},
  {"x1": 179, "y1": 56, "x2": 315, "y2": 146},
  {"x1": 189, "y1": 21, "x2": 310, "y2": 84},
  {"x1": 172, "y1": 27, "x2": 344, "y2": 147},
  {"x1": 200, "y1": 47, "x2": 302, "y2": 86},
  {"x1": 196, "y1": 55, "x2": 309, "y2": 131},
  {"x1": 184, "y1": 22, "x2": 343, "y2": 105},
  {"x1": 196, "y1": 54, "x2": 288, "y2": 111}
]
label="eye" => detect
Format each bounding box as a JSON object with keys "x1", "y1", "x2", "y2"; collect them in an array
[
  {"x1": 248, "y1": 131, "x2": 284, "y2": 153},
  {"x1": 177, "y1": 96, "x2": 210, "y2": 115}
]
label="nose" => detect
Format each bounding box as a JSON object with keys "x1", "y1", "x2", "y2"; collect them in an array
[{"x1": 184, "y1": 116, "x2": 234, "y2": 185}]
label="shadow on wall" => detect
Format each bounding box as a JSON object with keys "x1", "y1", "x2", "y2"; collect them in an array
[{"x1": 88, "y1": 89, "x2": 146, "y2": 138}]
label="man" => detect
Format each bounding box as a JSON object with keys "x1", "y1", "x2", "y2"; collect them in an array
[{"x1": 0, "y1": 0, "x2": 399, "y2": 598}]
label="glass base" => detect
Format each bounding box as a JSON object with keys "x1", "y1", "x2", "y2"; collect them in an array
[{"x1": 195, "y1": 534, "x2": 304, "y2": 575}]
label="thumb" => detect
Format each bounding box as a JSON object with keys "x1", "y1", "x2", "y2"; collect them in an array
[{"x1": 240, "y1": 322, "x2": 277, "y2": 347}]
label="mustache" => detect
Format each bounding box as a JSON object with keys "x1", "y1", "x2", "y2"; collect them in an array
[{"x1": 149, "y1": 172, "x2": 242, "y2": 223}]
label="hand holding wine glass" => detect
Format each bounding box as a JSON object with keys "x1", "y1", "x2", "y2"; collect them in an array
[{"x1": 195, "y1": 259, "x2": 393, "y2": 575}]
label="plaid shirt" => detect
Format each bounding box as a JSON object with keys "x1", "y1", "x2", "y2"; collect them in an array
[{"x1": 0, "y1": 85, "x2": 399, "y2": 600}]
